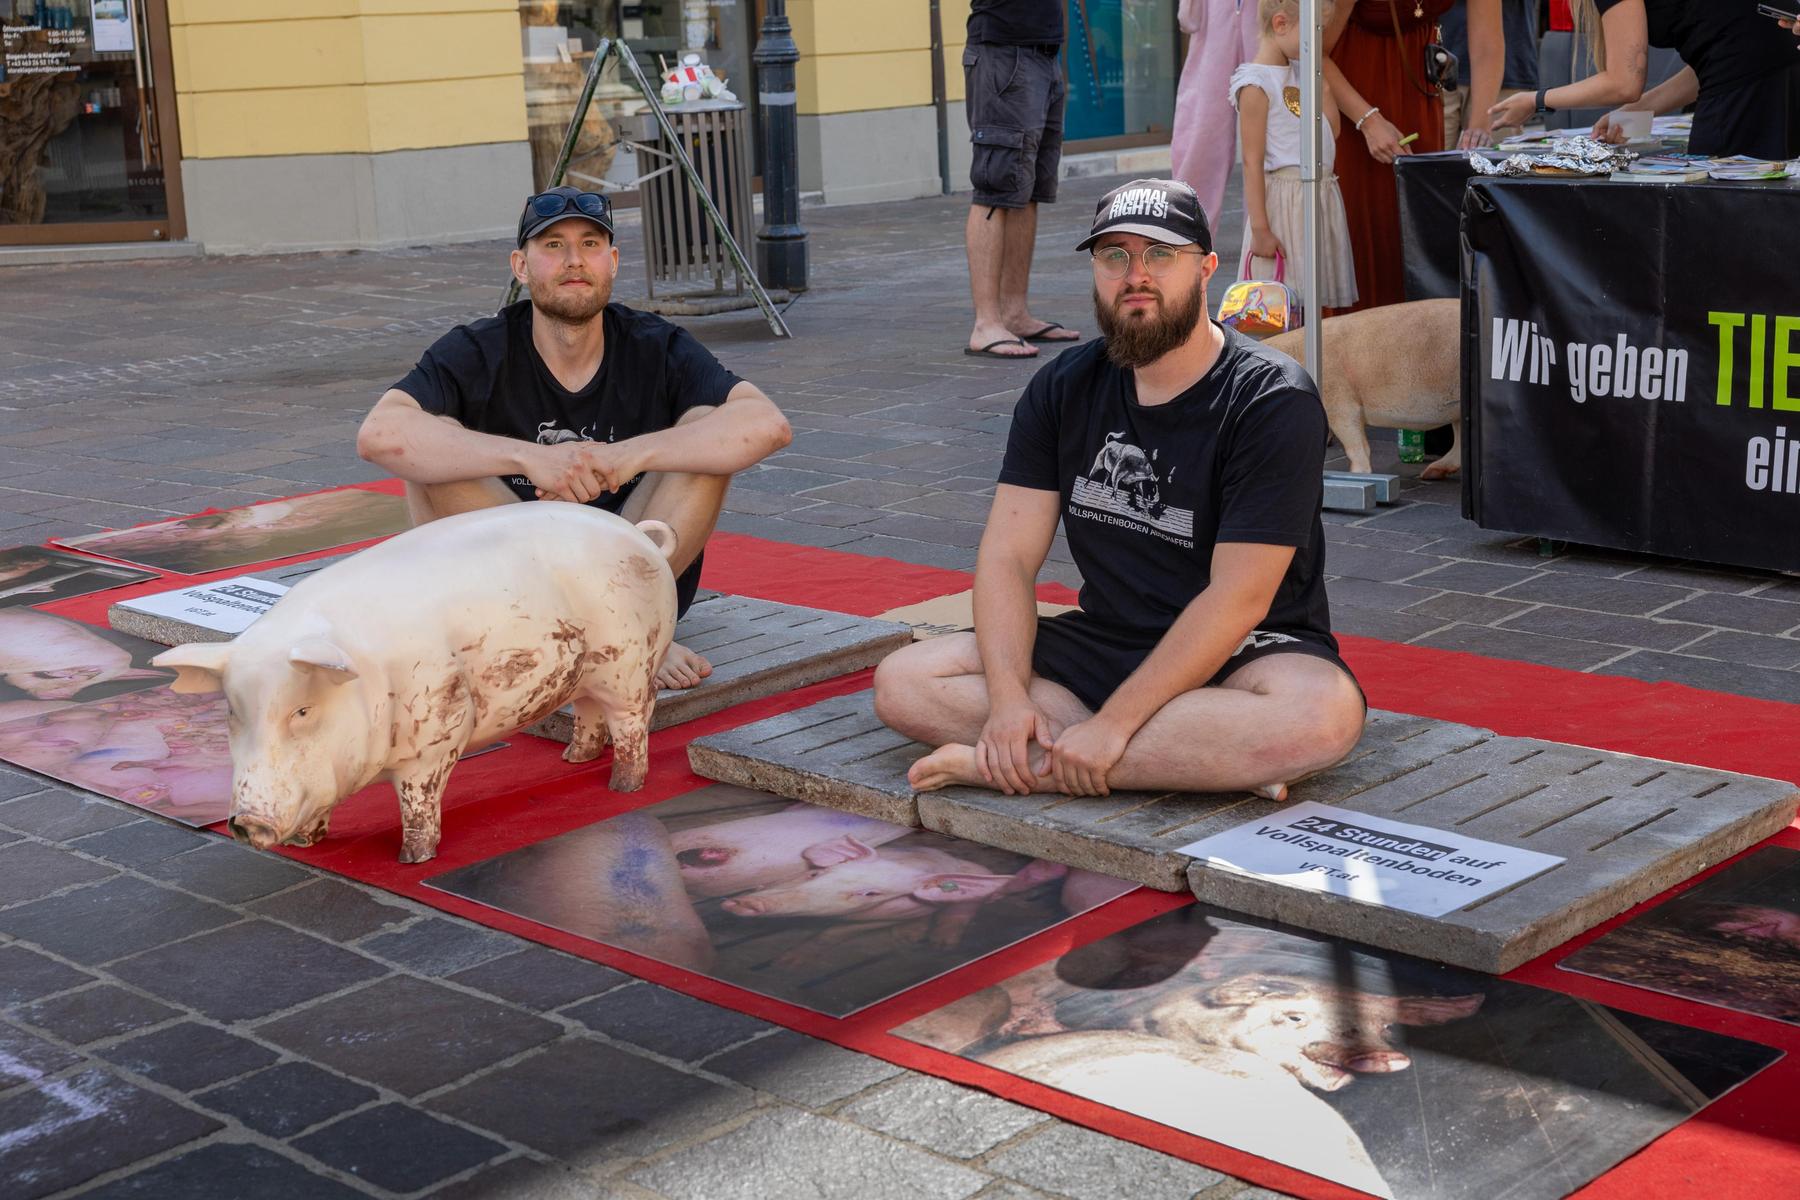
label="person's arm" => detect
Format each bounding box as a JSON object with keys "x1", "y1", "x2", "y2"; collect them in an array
[
  {"x1": 1237, "y1": 86, "x2": 1284, "y2": 261},
  {"x1": 609, "y1": 381, "x2": 792, "y2": 478},
  {"x1": 1323, "y1": 0, "x2": 1352, "y2": 53},
  {"x1": 970, "y1": 484, "x2": 1062, "y2": 794},
  {"x1": 1043, "y1": 542, "x2": 1295, "y2": 796},
  {"x1": 1592, "y1": 64, "x2": 1697, "y2": 139},
  {"x1": 1490, "y1": 0, "x2": 1647, "y2": 127},
  {"x1": 1459, "y1": 0, "x2": 1505, "y2": 147},
  {"x1": 358, "y1": 390, "x2": 550, "y2": 486},
  {"x1": 1323, "y1": 57, "x2": 1409, "y2": 163}
]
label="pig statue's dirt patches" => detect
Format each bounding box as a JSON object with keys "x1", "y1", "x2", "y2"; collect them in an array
[
  {"x1": 896, "y1": 904, "x2": 1783, "y2": 1200},
  {"x1": 426, "y1": 785, "x2": 1135, "y2": 1017}
]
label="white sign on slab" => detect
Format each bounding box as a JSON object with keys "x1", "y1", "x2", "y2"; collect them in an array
[
  {"x1": 1176, "y1": 801, "x2": 1565, "y2": 918},
  {"x1": 117, "y1": 576, "x2": 290, "y2": 635}
]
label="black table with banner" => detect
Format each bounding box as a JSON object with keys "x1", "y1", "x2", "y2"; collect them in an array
[
  {"x1": 1451, "y1": 172, "x2": 1800, "y2": 573},
  {"x1": 1395, "y1": 152, "x2": 1483, "y2": 302}
]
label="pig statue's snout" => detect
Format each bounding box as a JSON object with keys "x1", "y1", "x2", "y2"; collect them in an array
[{"x1": 227, "y1": 815, "x2": 281, "y2": 850}]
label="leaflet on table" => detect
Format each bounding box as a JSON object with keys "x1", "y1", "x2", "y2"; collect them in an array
[
  {"x1": 116, "y1": 576, "x2": 291, "y2": 635},
  {"x1": 1706, "y1": 155, "x2": 1800, "y2": 181}
]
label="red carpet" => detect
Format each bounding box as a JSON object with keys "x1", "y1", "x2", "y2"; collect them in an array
[{"x1": 34, "y1": 498, "x2": 1800, "y2": 1200}]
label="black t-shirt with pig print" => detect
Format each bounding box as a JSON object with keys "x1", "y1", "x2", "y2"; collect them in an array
[
  {"x1": 999, "y1": 324, "x2": 1335, "y2": 648},
  {"x1": 393, "y1": 299, "x2": 741, "y2": 611}
]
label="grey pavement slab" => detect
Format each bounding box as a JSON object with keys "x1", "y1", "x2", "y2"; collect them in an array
[
  {"x1": 0, "y1": 788, "x2": 141, "y2": 841},
  {"x1": 358, "y1": 916, "x2": 521, "y2": 976},
  {"x1": 11, "y1": 984, "x2": 179, "y2": 1045},
  {"x1": 247, "y1": 877, "x2": 414, "y2": 941},
  {"x1": 107, "y1": 919, "x2": 388, "y2": 1022},
  {"x1": 193, "y1": 1060, "x2": 379, "y2": 1139},
  {"x1": 0, "y1": 1068, "x2": 223, "y2": 1200},
  {"x1": 446, "y1": 945, "x2": 632, "y2": 1010},
  {"x1": 985, "y1": 1123, "x2": 1224, "y2": 1200},
  {"x1": 0, "y1": 875, "x2": 237, "y2": 965},
  {"x1": 96, "y1": 1020, "x2": 279, "y2": 1091},
  {"x1": 0, "y1": 1018, "x2": 85, "y2": 1084},
  {"x1": 839, "y1": 1074, "x2": 1047, "y2": 1159},
  {"x1": 294, "y1": 1102, "x2": 508, "y2": 1192},
  {"x1": 0, "y1": 944, "x2": 95, "y2": 1005},
  {"x1": 76, "y1": 1142, "x2": 367, "y2": 1200},
  {"x1": 136, "y1": 838, "x2": 315, "y2": 904},
  {"x1": 0, "y1": 839, "x2": 118, "y2": 907},
  {"x1": 564, "y1": 981, "x2": 774, "y2": 1064},
  {"x1": 529, "y1": 594, "x2": 912, "y2": 743}
]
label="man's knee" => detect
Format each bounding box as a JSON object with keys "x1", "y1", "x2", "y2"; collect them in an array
[
  {"x1": 1292, "y1": 674, "x2": 1366, "y2": 775},
  {"x1": 404, "y1": 477, "x2": 518, "y2": 527},
  {"x1": 872, "y1": 642, "x2": 931, "y2": 732}
]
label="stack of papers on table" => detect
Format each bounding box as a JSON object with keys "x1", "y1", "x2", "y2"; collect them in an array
[
  {"x1": 1707, "y1": 156, "x2": 1800, "y2": 181},
  {"x1": 1613, "y1": 154, "x2": 1712, "y2": 182}
]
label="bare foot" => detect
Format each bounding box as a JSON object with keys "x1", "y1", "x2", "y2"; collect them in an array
[
  {"x1": 1011, "y1": 317, "x2": 1082, "y2": 342},
  {"x1": 968, "y1": 320, "x2": 1037, "y2": 358},
  {"x1": 909, "y1": 743, "x2": 996, "y2": 791},
  {"x1": 1252, "y1": 781, "x2": 1289, "y2": 802},
  {"x1": 655, "y1": 641, "x2": 712, "y2": 690}
]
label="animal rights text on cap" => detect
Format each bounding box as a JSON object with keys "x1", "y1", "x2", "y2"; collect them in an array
[{"x1": 1075, "y1": 179, "x2": 1213, "y2": 254}]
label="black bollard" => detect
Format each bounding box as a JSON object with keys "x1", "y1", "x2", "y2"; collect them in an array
[{"x1": 752, "y1": 0, "x2": 808, "y2": 292}]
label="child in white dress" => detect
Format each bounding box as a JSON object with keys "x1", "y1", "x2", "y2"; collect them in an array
[{"x1": 1230, "y1": 0, "x2": 1358, "y2": 310}]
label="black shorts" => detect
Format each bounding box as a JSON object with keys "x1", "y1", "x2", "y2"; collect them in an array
[
  {"x1": 963, "y1": 41, "x2": 1066, "y2": 209},
  {"x1": 1029, "y1": 610, "x2": 1362, "y2": 713}
]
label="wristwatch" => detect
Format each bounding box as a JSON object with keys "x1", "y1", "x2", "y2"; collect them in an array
[{"x1": 1535, "y1": 86, "x2": 1555, "y2": 114}]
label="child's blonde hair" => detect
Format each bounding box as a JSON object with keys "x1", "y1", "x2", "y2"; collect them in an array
[{"x1": 1259, "y1": 0, "x2": 1334, "y2": 36}]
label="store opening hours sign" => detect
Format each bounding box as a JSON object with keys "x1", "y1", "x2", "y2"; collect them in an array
[{"x1": 1177, "y1": 802, "x2": 1563, "y2": 917}]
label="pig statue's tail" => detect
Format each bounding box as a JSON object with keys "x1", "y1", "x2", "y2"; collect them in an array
[{"x1": 635, "y1": 520, "x2": 679, "y2": 561}]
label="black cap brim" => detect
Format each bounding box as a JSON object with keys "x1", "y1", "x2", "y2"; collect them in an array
[
  {"x1": 1075, "y1": 223, "x2": 1204, "y2": 253},
  {"x1": 518, "y1": 213, "x2": 614, "y2": 248}
]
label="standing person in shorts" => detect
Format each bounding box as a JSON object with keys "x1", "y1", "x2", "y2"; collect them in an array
[
  {"x1": 962, "y1": 0, "x2": 1083, "y2": 360},
  {"x1": 876, "y1": 179, "x2": 1366, "y2": 799}
]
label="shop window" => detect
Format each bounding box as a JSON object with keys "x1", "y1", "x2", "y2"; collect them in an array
[{"x1": 1063, "y1": 0, "x2": 1177, "y2": 145}]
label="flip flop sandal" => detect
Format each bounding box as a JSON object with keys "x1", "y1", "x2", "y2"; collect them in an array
[
  {"x1": 964, "y1": 338, "x2": 1036, "y2": 359},
  {"x1": 1020, "y1": 322, "x2": 1080, "y2": 343}
]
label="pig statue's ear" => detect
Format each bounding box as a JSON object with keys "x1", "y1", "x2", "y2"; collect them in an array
[
  {"x1": 801, "y1": 835, "x2": 876, "y2": 867},
  {"x1": 151, "y1": 642, "x2": 231, "y2": 694},
  {"x1": 911, "y1": 873, "x2": 1014, "y2": 904},
  {"x1": 288, "y1": 638, "x2": 359, "y2": 685}
]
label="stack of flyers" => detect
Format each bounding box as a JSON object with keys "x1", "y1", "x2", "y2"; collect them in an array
[
  {"x1": 1613, "y1": 153, "x2": 1712, "y2": 183},
  {"x1": 1707, "y1": 156, "x2": 1799, "y2": 181}
]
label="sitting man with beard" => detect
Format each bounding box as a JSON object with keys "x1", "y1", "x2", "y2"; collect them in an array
[
  {"x1": 873, "y1": 178, "x2": 1364, "y2": 799},
  {"x1": 357, "y1": 188, "x2": 791, "y2": 689}
]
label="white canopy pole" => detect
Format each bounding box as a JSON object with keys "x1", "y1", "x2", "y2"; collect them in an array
[{"x1": 1299, "y1": 0, "x2": 1324, "y2": 384}]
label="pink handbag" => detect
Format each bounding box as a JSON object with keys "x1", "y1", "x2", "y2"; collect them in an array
[{"x1": 1217, "y1": 249, "x2": 1302, "y2": 337}]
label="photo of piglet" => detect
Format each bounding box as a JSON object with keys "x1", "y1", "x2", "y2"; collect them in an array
[
  {"x1": 56, "y1": 488, "x2": 409, "y2": 575},
  {"x1": 426, "y1": 784, "x2": 1137, "y2": 1016},
  {"x1": 897, "y1": 904, "x2": 1782, "y2": 1200}
]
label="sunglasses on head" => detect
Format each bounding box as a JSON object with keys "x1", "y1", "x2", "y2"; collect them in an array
[{"x1": 527, "y1": 191, "x2": 611, "y2": 221}]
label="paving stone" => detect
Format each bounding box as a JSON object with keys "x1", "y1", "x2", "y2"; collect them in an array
[
  {"x1": 1678, "y1": 629, "x2": 1800, "y2": 670},
  {"x1": 0, "y1": 839, "x2": 118, "y2": 907},
  {"x1": 1494, "y1": 571, "x2": 1695, "y2": 616},
  {"x1": 702, "y1": 1028, "x2": 904, "y2": 1106},
  {"x1": 839, "y1": 1074, "x2": 1045, "y2": 1158},
  {"x1": 1329, "y1": 606, "x2": 1451, "y2": 643},
  {"x1": 1400, "y1": 589, "x2": 1535, "y2": 626},
  {"x1": 0, "y1": 944, "x2": 94, "y2": 1005},
  {"x1": 832, "y1": 533, "x2": 979, "y2": 571},
  {"x1": 1324, "y1": 577, "x2": 1441, "y2": 614},
  {"x1": 67, "y1": 819, "x2": 207, "y2": 867},
  {"x1": 1603, "y1": 650, "x2": 1800, "y2": 705},
  {"x1": 194, "y1": 1060, "x2": 378, "y2": 1138},
  {"x1": 77, "y1": 1141, "x2": 367, "y2": 1200},
  {"x1": 1494, "y1": 604, "x2": 1709, "y2": 652},
  {"x1": 294, "y1": 1102, "x2": 507, "y2": 1193},
  {"x1": 257, "y1": 975, "x2": 561, "y2": 1097},
  {"x1": 0, "y1": 1068, "x2": 222, "y2": 1200},
  {"x1": 1187, "y1": 732, "x2": 1800, "y2": 973},
  {"x1": 985, "y1": 1123, "x2": 1223, "y2": 1200},
  {"x1": 0, "y1": 769, "x2": 50, "y2": 801},
  {"x1": 108, "y1": 920, "x2": 387, "y2": 1022},
  {"x1": 1319, "y1": 542, "x2": 1442, "y2": 583},
  {"x1": 800, "y1": 477, "x2": 935, "y2": 508},
  {"x1": 1655, "y1": 591, "x2": 1800, "y2": 636},
  {"x1": 0, "y1": 789, "x2": 139, "y2": 841},
  {"x1": 628, "y1": 1108, "x2": 988, "y2": 1200},
  {"x1": 718, "y1": 513, "x2": 880, "y2": 549},
  {"x1": 0, "y1": 1017, "x2": 85, "y2": 1085},
  {"x1": 428, "y1": 1037, "x2": 755, "y2": 1168},
  {"x1": 687, "y1": 690, "x2": 927, "y2": 827},
  {"x1": 426, "y1": 1156, "x2": 618, "y2": 1200},
  {"x1": 248, "y1": 877, "x2": 414, "y2": 941},
  {"x1": 358, "y1": 917, "x2": 519, "y2": 976},
  {"x1": 530, "y1": 596, "x2": 911, "y2": 744},
  {"x1": 1404, "y1": 559, "x2": 1546, "y2": 594},
  {"x1": 138, "y1": 839, "x2": 316, "y2": 904},
  {"x1": 0, "y1": 875, "x2": 236, "y2": 966},
  {"x1": 12, "y1": 985, "x2": 179, "y2": 1045},
  {"x1": 1415, "y1": 622, "x2": 1623, "y2": 671},
  {"x1": 98, "y1": 1021, "x2": 278, "y2": 1090},
  {"x1": 447, "y1": 946, "x2": 631, "y2": 1009},
  {"x1": 566, "y1": 982, "x2": 774, "y2": 1063}
]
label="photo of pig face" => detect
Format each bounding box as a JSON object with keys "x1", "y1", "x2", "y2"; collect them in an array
[
  {"x1": 897, "y1": 903, "x2": 1782, "y2": 1200},
  {"x1": 153, "y1": 636, "x2": 380, "y2": 850},
  {"x1": 427, "y1": 785, "x2": 1135, "y2": 1016},
  {"x1": 0, "y1": 610, "x2": 172, "y2": 703}
]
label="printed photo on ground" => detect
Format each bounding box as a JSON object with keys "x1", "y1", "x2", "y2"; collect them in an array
[
  {"x1": 1561, "y1": 846, "x2": 1800, "y2": 1025},
  {"x1": 55, "y1": 489, "x2": 409, "y2": 574},
  {"x1": 896, "y1": 904, "x2": 1782, "y2": 1200},
  {"x1": 0, "y1": 546, "x2": 156, "y2": 609},
  {"x1": 0, "y1": 609, "x2": 231, "y2": 825},
  {"x1": 426, "y1": 784, "x2": 1137, "y2": 1016}
]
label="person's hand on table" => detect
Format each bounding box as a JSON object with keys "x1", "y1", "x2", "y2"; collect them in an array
[
  {"x1": 1590, "y1": 114, "x2": 1630, "y2": 144},
  {"x1": 1488, "y1": 91, "x2": 1537, "y2": 132},
  {"x1": 1360, "y1": 112, "x2": 1410, "y2": 164},
  {"x1": 1457, "y1": 118, "x2": 1495, "y2": 150},
  {"x1": 976, "y1": 698, "x2": 1059, "y2": 796}
]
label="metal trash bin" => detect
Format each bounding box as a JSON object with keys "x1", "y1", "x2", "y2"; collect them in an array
[{"x1": 626, "y1": 100, "x2": 755, "y2": 299}]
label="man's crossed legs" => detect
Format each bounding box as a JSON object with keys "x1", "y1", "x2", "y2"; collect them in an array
[{"x1": 874, "y1": 632, "x2": 1366, "y2": 797}]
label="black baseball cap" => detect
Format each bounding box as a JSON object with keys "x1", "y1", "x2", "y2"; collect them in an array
[
  {"x1": 517, "y1": 186, "x2": 614, "y2": 247},
  {"x1": 1075, "y1": 178, "x2": 1212, "y2": 253}
]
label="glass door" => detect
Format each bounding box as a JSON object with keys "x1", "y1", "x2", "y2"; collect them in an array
[
  {"x1": 0, "y1": 0, "x2": 184, "y2": 244},
  {"x1": 1062, "y1": 0, "x2": 1178, "y2": 148}
]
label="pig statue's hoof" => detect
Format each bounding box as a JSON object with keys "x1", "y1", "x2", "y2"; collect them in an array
[
  {"x1": 397, "y1": 841, "x2": 439, "y2": 865},
  {"x1": 608, "y1": 762, "x2": 647, "y2": 792},
  {"x1": 562, "y1": 742, "x2": 603, "y2": 765}
]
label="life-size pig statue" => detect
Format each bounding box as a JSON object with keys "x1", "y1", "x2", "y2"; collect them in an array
[{"x1": 152, "y1": 503, "x2": 677, "y2": 863}]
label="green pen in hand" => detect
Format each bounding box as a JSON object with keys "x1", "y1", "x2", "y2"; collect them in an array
[{"x1": 1398, "y1": 132, "x2": 1420, "y2": 147}]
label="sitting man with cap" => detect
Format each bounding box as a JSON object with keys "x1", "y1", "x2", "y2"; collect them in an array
[
  {"x1": 357, "y1": 186, "x2": 791, "y2": 689},
  {"x1": 874, "y1": 178, "x2": 1364, "y2": 799}
]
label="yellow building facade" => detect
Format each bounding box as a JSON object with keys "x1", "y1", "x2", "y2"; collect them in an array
[{"x1": 1, "y1": 1, "x2": 1178, "y2": 254}]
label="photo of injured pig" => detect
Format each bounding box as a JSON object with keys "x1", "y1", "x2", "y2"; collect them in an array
[
  {"x1": 55, "y1": 488, "x2": 409, "y2": 575},
  {"x1": 425, "y1": 785, "x2": 1136, "y2": 1016},
  {"x1": 0, "y1": 545, "x2": 156, "y2": 609},
  {"x1": 897, "y1": 904, "x2": 1781, "y2": 1200},
  {"x1": 1561, "y1": 847, "x2": 1800, "y2": 1026},
  {"x1": 0, "y1": 609, "x2": 232, "y2": 825}
]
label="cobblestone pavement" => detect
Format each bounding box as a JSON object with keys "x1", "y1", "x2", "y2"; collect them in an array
[{"x1": 0, "y1": 168, "x2": 1795, "y2": 1198}]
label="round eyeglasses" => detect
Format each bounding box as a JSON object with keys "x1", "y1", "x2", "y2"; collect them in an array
[{"x1": 1091, "y1": 244, "x2": 1204, "y2": 280}]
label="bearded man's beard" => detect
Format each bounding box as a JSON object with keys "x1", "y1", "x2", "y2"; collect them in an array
[
  {"x1": 1094, "y1": 277, "x2": 1207, "y2": 370},
  {"x1": 529, "y1": 268, "x2": 612, "y2": 323}
]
